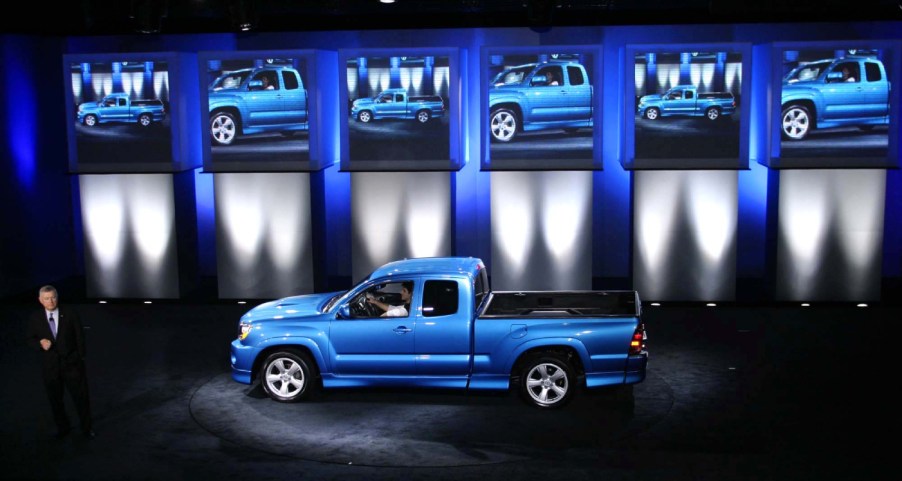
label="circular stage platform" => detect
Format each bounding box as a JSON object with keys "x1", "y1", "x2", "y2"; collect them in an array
[{"x1": 189, "y1": 372, "x2": 673, "y2": 467}]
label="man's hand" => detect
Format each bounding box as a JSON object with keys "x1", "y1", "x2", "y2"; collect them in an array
[{"x1": 40, "y1": 339, "x2": 52, "y2": 351}]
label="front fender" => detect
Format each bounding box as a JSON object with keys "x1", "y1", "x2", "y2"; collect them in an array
[
  {"x1": 781, "y1": 86, "x2": 821, "y2": 109},
  {"x1": 208, "y1": 93, "x2": 247, "y2": 115},
  {"x1": 253, "y1": 335, "x2": 331, "y2": 375},
  {"x1": 488, "y1": 90, "x2": 528, "y2": 110}
]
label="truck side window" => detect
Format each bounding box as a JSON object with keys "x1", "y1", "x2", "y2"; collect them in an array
[
  {"x1": 685, "y1": 90, "x2": 694, "y2": 100},
  {"x1": 395, "y1": 94, "x2": 404, "y2": 102},
  {"x1": 422, "y1": 280, "x2": 459, "y2": 317},
  {"x1": 865, "y1": 62, "x2": 882, "y2": 82},
  {"x1": 118, "y1": 98, "x2": 127, "y2": 106},
  {"x1": 833, "y1": 62, "x2": 860, "y2": 83},
  {"x1": 567, "y1": 66, "x2": 585, "y2": 86},
  {"x1": 283, "y1": 71, "x2": 299, "y2": 90}
]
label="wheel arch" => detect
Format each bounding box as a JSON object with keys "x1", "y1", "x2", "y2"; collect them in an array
[
  {"x1": 210, "y1": 106, "x2": 243, "y2": 135},
  {"x1": 250, "y1": 338, "x2": 326, "y2": 385},
  {"x1": 490, "y1": 102, "x2": 523, "y2": 129},
  {"x1": 507, "y1": 341, "x2": 588, "y2": 388},
  {"x1": 781, "y1": 99, "x2": 818, "y2": 127}
]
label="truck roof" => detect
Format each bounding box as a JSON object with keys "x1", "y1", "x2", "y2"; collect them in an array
[{"x1": 368, "y1": 257, "x2": 484, "y2": 280}]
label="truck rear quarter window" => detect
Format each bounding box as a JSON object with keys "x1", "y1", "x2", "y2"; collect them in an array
[
  {"x1": 422, "y1": 280, "x2": 459, "y2": 317},
  {"x1": 283, "y1": 71, "x2": 300, "y2": 90},
  {"x1": 865, "y1": 62, "x2": 882, "y2": 82},
  {"x1": 567, "y1": 66, "x2": 585, "y2": 86}
]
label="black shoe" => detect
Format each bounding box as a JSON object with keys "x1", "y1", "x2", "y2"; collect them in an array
[{"x1": 82, "y1": 430, "x2": 96, "y2": 440}]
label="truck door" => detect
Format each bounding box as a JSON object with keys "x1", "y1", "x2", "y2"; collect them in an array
[
  {"x1": 527, "y1": 65, "x2": 570, "y2": 122},
  {"x1": 329, "y1": 280, "x2": 417, "y2": 375},
  {"x1": 861, "y1": 60, "x2": 890, "y2": 120},
  {"x1": 244, "y1": 70, "x2": 282, "y2": 127},
  {"x1": 565, "y1": 65, "x2": 593, "y2": 121},
  {"x1": 279, "y1": 69, "x2": 308, "y2": 125},
  {"x1": 415, "y1": 279, "x2": 471, "y2": 380},
  {"x1": 822, "y1": 61, "x2": 865, "y2": 121},
  {"x1": 667, "y1": 88, "x2": 695, "y2": 115},
  {"x1": 107, "y1": 97, "x2": 129, "y2": 123}
]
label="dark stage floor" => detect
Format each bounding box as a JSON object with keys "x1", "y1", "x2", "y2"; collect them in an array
[{"x1": 0, "y1": 301, "x2": 893, "y2": 480}]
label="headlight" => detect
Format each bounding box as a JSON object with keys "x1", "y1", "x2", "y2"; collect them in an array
[{"x1": 238, "y1": 322, "x2": 251, "y2": 340}]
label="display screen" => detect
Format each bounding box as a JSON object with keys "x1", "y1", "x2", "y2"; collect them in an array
[
  {"x1": 201, "y1": 56, "x2": 312, "y2": 172},
  {"x1": 484, "y1": 51, "x2": 597, "y2": 170},
  {"x1": 344, "y1": 53, "x2": 453, "y2": 167},
  {"x1": 772, "y1": 46, "x2": 894, "y2": 167},
  {"x1": 629, "y1": 48, "x2": 745, "y2": 169},
  {"x1": 67, "y1": 58, "x2": 175, "y2": 172}
]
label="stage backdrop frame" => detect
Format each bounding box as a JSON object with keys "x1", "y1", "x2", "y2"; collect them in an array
[
  {"x1": 479, "y1": 45, "x2": 603, "y2": 171},
  {"x1": 763, "y1": 39, "x2": 901, "y2": 169},
  {"x1": 63, "y1": 52, "x2": 198, "y2": 173},
  {"x1": 338, "y1": 47, "x2": 463, "y2": 172},
  {"x1": 622, "y1": 43, "x2": 752, "y2": 170}
]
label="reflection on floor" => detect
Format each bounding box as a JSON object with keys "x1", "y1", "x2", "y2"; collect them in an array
[{"x1": 0, "y1": 302, "x2": 893, "y2": 480}]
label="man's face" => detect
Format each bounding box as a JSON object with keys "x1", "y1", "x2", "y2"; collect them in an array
[
  {"x1": 39, "y1": 291, "x2": 58, "y2": 311},
  {"x1": 401, "y1": 287, "x2": 411, "y2": 301}
]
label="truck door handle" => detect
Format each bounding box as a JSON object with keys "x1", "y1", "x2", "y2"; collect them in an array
[{"x1": 393, "y1": 326, "x2": 412, "y2": 334}]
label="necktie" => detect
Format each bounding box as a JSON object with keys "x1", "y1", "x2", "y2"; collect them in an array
[{"x1": 49, "y1": 314, "x2": 57, "y2": 339}]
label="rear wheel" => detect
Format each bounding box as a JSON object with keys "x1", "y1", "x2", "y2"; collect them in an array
[
  {"x1": 519, "y1": 352, "x2": 575, "y2": 409},
  {"x1": 137, "y1": 113, "x2": 152, "y2": 127},
  {"x1": 260, "y1": 350, "x2": 317, "y2": 403},
  {"x1": 705, "y1": 107, "x2": 721, "y2": 121},
  {"x1": 416, "y1": 110, "x2": 431, "y2": 123}
]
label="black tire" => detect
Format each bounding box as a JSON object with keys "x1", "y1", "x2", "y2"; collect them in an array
[
  {"x1": 644, "y1": 107, "x2": 660, "y2": 120},
  {"x1": 781, "y1": 104, "x2": 811, "y2": 140},
  {"x1": 210, "y1": 111, "x2": 238, "y2": 146},
  {"x1": 490, "y1": 108, "x2": 518, "y2": 142},
  {"x1": 357, "y1": 110, "x2": 373, "y2": 123},
  {"x1": 84, "y1": 114, "x2": 98, "y2": 127},
  {"x1": 518, "y1": 352, "x2": 576, "y2": 409},
  {"x1": 416, "y1": 110, "x2": 431, "y2": 123},
  {"x1": 260, "y1": 350, "x2": 317, "y2": 403},
  {"x1": 705, "y1": 106, "x2": 720, "y2": 121}
]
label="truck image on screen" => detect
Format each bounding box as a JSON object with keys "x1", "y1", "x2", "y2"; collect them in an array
[
  {"x1": 76, "y1": 93, "x2": 166, "y2": 127},
  {"x1": 637, "y1": 85, "x2": 736, "y2": 121},
  {"x1": 488, "y1": 60, "x2": 593, "y2": 142},
  {"x1": 781, "y1": 56, "x2": 890, "y2": 140},
  {"x1": 207, "y1": 65, "x2": 309, "y2": 146},
  {"x1": 350, "y1": 88, "x2": 445, "y2": 123}
]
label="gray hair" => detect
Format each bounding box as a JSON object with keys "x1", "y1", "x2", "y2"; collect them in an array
[{"x1": 38, "y1": 285, "x2": 58, "y2": 297}]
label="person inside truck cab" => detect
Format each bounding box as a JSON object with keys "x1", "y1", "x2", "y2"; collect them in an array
[
  {"x1": 367, "y1": 281, "x2": 413, "y2": 317},
  {"x1": 839, "y1": 64, "x2": 858, "y2": 83}
]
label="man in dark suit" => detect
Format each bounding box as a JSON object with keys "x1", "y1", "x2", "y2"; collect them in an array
[{"x1": 27, "y1": 285, "x2": 94, "y2": 439}]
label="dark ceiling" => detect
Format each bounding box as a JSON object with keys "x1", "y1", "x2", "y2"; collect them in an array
[{"x1": 3, "y1": 0, "x2": 901, "y2": 36}]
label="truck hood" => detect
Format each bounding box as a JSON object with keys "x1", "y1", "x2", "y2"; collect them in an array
[
  {"x1": 352, "y1": 98, "x2": 376, "y2": 107},
  {"x1": 242, "y1": 292, "x2": 342, "y2": 322},
  {"x1": 639, "y1": 94, "x2": 662, "y2": 102},
  {"x1": 78, "y1": 101, "x2": 100, "y2": 110}
]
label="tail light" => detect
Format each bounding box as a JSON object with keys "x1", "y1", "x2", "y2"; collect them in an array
[{"x1": 628, "y1": 322, "x2": 647, "y2": 356}]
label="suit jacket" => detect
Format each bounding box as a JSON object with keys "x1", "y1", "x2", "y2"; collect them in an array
[{"x1": 27, "y1": 307, "x2": 86, "y2": 374}]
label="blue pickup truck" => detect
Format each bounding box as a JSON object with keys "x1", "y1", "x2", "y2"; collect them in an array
[
  {"x1": 208, "y1": 66, "x2": 308, "y2": 146},
  {"x1": 230, "y1": 257, "x2": 647, "y2": 409},
  {"x1": 637, "y1": 85, "x2": 736, "y2": 121},
  {"x1": 76, "y1": 93, "x2": 166, "y2": 127},
  {"x1": 781, "y1": 56, "x2": 890, "y2": 140},
  {"x1": 350, "y1": 88, "x2": 445, "y2": 123},
  {"x1": 488, "y1": 60, "x2": 593, "y2": 142}
]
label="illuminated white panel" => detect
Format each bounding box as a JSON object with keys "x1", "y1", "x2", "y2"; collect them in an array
[
  {"x1": 634, "y1": 171, "x2": 737, "y2": 301},
  {"x1": 368, "y1": 68, "x2": 390, "y2": 94},
  {"x1": 776, "y1": 170, "x2": 885, "y2": 301},
  {"x1": 351, "y1": 172, "x2": 452, "y2": 282},
  {"x1": 122, "y1": 72, "x2": 134, "y2": 98},
  {"x1": 91, "y1": 74, "x2": 105, "y2": 98},
  {"x1": 215, "y1": 173, "x2": 314, "y2": 299},
  {"x1": 635, "y1": 63, "x2": 645, "y2": 93},
  {"x1": 153, "y1": 71, "x2": 168, "y2": 100},
  {"x1": 71, "y1": 73, "x2": 82, "y2": 104},
  {"x1": 491, "y1": 172, "x2": 592, "y2": 291},
  {"x1": 346, "y1": 67, "x2": 357, "y2": 96},
  {"x1": 80, "y1": 174, "x2": 179, "y2": 298},
  {"x1": 700, "y1": 63, "x2": 715, "y2": 90},
  {"x1": 690, "y1": 64, "x2": 701, "y2": 88},
  {"x1": 434, "y1": 66, "x2": 449, "y2": 95},
  {"x1": 725, "y1": 62, "x2": 741, "y2": 92},
  {"x1": 656, "y1": 65, "x2": 673, "y2": 91}
]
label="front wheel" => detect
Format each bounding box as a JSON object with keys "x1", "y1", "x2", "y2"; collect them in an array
[
  {"x1": 416, "y1": 110, "x2": 431, "y2": 123},
  {"x1": 260, "y1": 350, "x2": 317, "y2": 403},
  {"x1": 84, "y1": 114, "x2": 98, "y2": 127},
  {"x1": 519, "y1": 353, "x2": 575, "y2": 409},
  {"x1": 137, "y1": 113, "x2": 152, "y2": 127},
  {"x1": 705, "y1": 107, "x2": 721, "y2": 121},
  {"x1": 357, "y1": 110, "x2": 373, "y2": 123},
  {"x1": 210, "y1": 112, "x2": 238, "y2": 146},
  {"x1": 644, "y1": 107, "x2": 660, "y2": 120},
  {"x1": 781, "y1": 104, "x2": 811, "y2": 140},
  {"x1": 490, "y1": 108, "x2": 518, "y2": 142}
]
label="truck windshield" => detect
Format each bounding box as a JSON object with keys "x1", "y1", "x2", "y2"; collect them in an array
[
  {"x1": 784, "y1": 60, "x2": 832, "y2": 83},
  {"x1": 210, "y1": 71, "x2": 253, "y2": 91},
  {"x1": 492, "y1": 65, "x2": 534, "y2": 86}
]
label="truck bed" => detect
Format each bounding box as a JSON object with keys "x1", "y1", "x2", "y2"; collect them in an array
[{"x1": 480, "y1": 291, "x2": 639, "y2": 318}]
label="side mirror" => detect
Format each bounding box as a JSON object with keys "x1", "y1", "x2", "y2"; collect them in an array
[
  {"x1": 337, "y1": 305, "x2": 351, "y2": 319},
  {"x1": 530, "y1": 74, "x2": 548, "y2": 86},
  {"x1": 826, "y1": 71, "x2": 844, "y2": 83},
  {"x1": 248, "y1": 79, "x2": 264, "y2": 91}
]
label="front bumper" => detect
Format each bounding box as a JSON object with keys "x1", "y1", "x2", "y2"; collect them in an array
[{"x1": 230, "y1": 339, "x2": 256, "y2": 384}]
